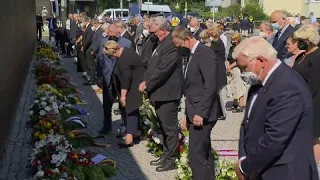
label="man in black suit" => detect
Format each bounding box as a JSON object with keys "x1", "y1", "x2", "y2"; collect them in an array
[
  {"x1": 67, "y1": 14, "x2": 81, "y2": 58},
  {"x1": 172, "y1": 27, "x2": 221, "y2": 180},
  {"x1": 36, "y1": 12, "x2": 43, "y2": 41},
  {"x1": 81, "y1": 17, "x2": 96, "y2": 85},
  {"x1": 139, "y1": 16, "x2": 183, "y2": 172},
  {"x1": 83, "y1": 18, "x2": 101, "y2": 85},
  {"x1": 189, "y1": 17, "x2": 203, "y2": 41},
  {"x1": 270, "y1": 10, "x2": 294, "y2": 61},
  {"x1": 114, "y1": 20, "x2": 134, "y2": 44},
  {"x1": 233, "y1": 36, "x2": 318, "y2": 180}
]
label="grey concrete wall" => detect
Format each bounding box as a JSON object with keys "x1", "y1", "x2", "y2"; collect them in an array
[{"x1": 0, "y1": 0, "x2": 36, "y2": 157}]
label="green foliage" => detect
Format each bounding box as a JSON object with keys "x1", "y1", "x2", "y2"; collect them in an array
[
  {"x1": 242, "y1": 0, "x2": 268, "y2": 20},
  {"x1": 146, "y1": 140, "x2": 163, "y2": 157},
  {"x1": 68, "y1": 165, "x2": 117, "y2": 180},
  {"x1": 213, "y1": 0, "x2": 268, "y2": 21},
  {"x1": 214, "y1": 4, "x2": 242, "y2": 20},
  {"x1": 282, "y1": 9, "x2": 294, "y2": 17}
]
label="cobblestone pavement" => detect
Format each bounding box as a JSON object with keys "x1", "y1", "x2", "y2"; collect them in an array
[{"x1": 1, "y1": 49, "x2": 319, "y2": 179}]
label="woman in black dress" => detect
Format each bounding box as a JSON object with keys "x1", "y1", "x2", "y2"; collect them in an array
[
  {"x1": 104, "y1": 40, "x2": 146, "y2": 148},
  {"x1": 292, "y1": 25, "x2": 320, "y2": 164},
  {"x1": 208, "y1": 27, "x2": 227, "y2": 119}
]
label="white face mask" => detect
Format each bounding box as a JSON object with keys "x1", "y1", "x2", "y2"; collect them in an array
[
  {"x1": 91, "y1": 26, "x2": 96, "y2": 31},
  {"x1": 142, "y1": 29, "x2": 150, "y2": 37},
  {"x1": 259, "y1": 31, "x2": 266, "y2": 38},
  {"x1": 190, "y1": 27, "x2": 196, "y2": 33},
  {"x1": 209, "y1": 37, "x2": 214, "y2": 41},
  {"x1": 240, "y1": 60, "x2": 262, "y2": 86},
  {"x1": 102, "y1": 32, "x2": 107, "y2": 37},
  {"x1": 187, "y1": 24, "x2": 190, "y2": 29}
]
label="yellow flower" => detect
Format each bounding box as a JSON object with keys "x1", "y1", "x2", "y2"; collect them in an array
[
  {"x1": 39, "y1": 134, "x2": 47, "y2": 140},
  {"x1": 52, "y1": 120, "x2": 57, "y2": 124},
  {"x1": 69, "y1": 132, "x2": 75, "y2": 138},
  {"x1": 34, "y1": 131, "x2": 40, "y2": 137},
  {"x1": 46, "y1": 122, "x2": 52, "y2": 128},
  {"x1": 49, "y1": 129, "x2": 54, "y2": 134}
]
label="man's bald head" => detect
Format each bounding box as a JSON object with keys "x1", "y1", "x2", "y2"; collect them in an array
[
  {"x1": 189, "y1": 17, "x2": 199, "y2": 27},
  {"x1": 270, "y1": 10, "x2": 288, "y2": 29},
  {"x1": 108, "y1": 24, "x2": 120, "y2": 37}
]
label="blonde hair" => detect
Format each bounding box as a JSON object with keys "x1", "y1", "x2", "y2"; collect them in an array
[
  {"x1": 294, "y1": 25, "x2": 320, "y2": 46},
  {"x1": 232, "y1": 36, "x2": 278, "y2": 61},
  {"x1": 216, "y1": 24, "x2": 225, "y2": 33},
  {"x1": 199, "y1": 29, "x2": 209, "y2": 41},
  {"x1": 104, "y1": 40, "x2": 120, "y2": 56},
  {"x1": 207, "y1": 27, "x2": 221, "y2": 40},
  {"x1": 231, "y1": 32, "x2": 241, "y2": 43}
]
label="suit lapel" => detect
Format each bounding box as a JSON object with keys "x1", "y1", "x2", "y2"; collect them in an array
[{"x1": 245, "y1": 65, "x2": 282, "y2": 129}]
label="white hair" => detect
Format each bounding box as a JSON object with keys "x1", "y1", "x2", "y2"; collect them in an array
[
  {"x1": 232, "y1": 36, "x2": 278, "y2": 61},
  {"x1": 101, "y1": 23, "x2": 110, "y2": 31},
  {"x1": 149, "y1": 16, "x2": 171, "y2": 31},
  {"x1": 294, "y1": 25, "x2": 320, "y2": 45}
]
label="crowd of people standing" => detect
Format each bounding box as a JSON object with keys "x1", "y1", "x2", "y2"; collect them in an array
[{"x1": 35, "y1": 8, "x2": 320, "y2": 179}]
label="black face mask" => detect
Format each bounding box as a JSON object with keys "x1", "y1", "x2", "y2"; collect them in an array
[
  {"x1": 179, "y1": 47, "x2": 191, "y2": 57},
  {"x1": 231, "y1": 41, "x2": 237, "y2": 46},
  {"x1": 109, "y1": 36, "x2": 119, "y2": 42},
  {"x1": 149, "y1": 34, "x2": 159, "y2": 43}
]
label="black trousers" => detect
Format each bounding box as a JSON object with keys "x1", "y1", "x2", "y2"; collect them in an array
[
  {"x1": 66, "y1": 42, "x2": 76, "y2": 56},
  {"x1": 126, "y1": 109, "x2": 140, "y2": 135},
  {"x1": 76, "y1": 45, "x2": 86, "y2": 72},
  {"x1": 154, "y1": 100, "x2": 180, "y2": 161},
  {"x1": 59, "y1": 41, "x2": 66, "y2": 54},
  {"x1": 102, "y1": 84, "x2": 114, "y2": 132},
  {"x1": 249, "y1": 23, "x2": 254, "y2": 34},
  {"x1": 188, "y1": 121, "x2": 216, "y2": 180},
  {"x1": 37, "y1": 26, "x2": 42, "y2": 41},
  {"x1": 85, "y1": 53, "x2": 97, "y2": 79}
]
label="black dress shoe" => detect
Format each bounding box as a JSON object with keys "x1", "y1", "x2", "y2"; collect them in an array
[
  {"x1": 155, "y1": 160, "x2": 176, "y2": 172},
  {"x1": 98, "y1": 130, "x2": 110, "y2": 135},
  {"x1": 118, "y1": 142, "x2": 134, "y2": 148},
  {"x1": 83, "y1": 80, "x2": 96, "y2": 86},
  {"x1": 150, "y1": 157, "x2": 166, "y2": 166}
]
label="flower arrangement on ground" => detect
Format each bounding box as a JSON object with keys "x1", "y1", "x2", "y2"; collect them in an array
[
  {"x1": 175, "y1": 129, "x2": 237, "y2": 180},
  {"x1": 28, "y1": 41, "x2": 117, "y2": 179}
]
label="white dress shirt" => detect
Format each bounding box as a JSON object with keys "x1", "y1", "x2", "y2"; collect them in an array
[
  {"x1": 239, "y1": 59, "x2": 282, "y2": 174},
  {"x1": 184, "y1": 41, "x2": 200, "y2": 78}
]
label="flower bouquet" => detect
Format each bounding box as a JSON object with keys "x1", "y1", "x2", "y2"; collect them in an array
[
  {"x1": 66, "y1": 130, "x2": 107, "y2": 148},
  {"x1": 139, "y1": 94, "x2": 160, "y2": 139},
  {"x1": 175, "y1": 129, "x2": 236, "y2": 180},
  {"x1": 146, "y1": 129, "x2": 163, "y2": 157},
  {"x1": 33, "y1": 117, "x2": 64, "y2": 140},
  {"x1": 37, "y1": 47, "x2": 58, "y2": 61}
]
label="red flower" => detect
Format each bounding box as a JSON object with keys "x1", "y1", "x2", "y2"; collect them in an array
[
  {"x1": 31, "y1": 160, "x2": 38, "y2": 167},
  {"x1": 179, "y1": 146, "x2": 184, "y2": 153},
  {"x1": 44, "y1": 169, "x2": 54, "y2": 176}
]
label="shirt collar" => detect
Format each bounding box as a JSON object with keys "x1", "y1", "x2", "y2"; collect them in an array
[
  {"x1": 120, "y1": 31, "x2": 126, "y2": 37},
  {"x1": 280, "y1": 24, "x2": 289, "y2": 34},
  {"x1": 262, "y1": 59, "x2": 282, "y2": 86},
  {"x1": 86, "y1": 23, "x2": 89, "y2": 28},
  {"x1": 191, "y1": 41, "x2": 200, "y2": 54}
]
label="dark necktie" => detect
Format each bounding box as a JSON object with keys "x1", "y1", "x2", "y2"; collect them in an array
[
  {"x1": 272, "y1": 31, "x2": 281, "y2": 46},
  {"x1": 184, "y1": 54, "x2": 193, "y2": 79}
]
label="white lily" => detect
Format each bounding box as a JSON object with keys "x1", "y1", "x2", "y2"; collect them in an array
[
  {"x1": 39, "y1": 110, "x2": 46, "y2": 116},
  {"x1": 44, "y1": 106, "x2": 52, "y2": 112},
  {"x1": 34, "y1": 170, "x2": 44, "y2": 177}
]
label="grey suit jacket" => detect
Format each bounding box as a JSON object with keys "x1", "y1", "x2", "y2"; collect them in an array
[
  {"x1": 134, "y1": 23, "x2": 143, "y2": 43},
  {"x1": 87, "y1": 27, "x2": 103, "y2": 54},
  {"x1": 98, "y1": 37, "x2": 133, "y2": 56},
  {"x1": 185, "y1": 43, "x2": 220, "y2": 122}
]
